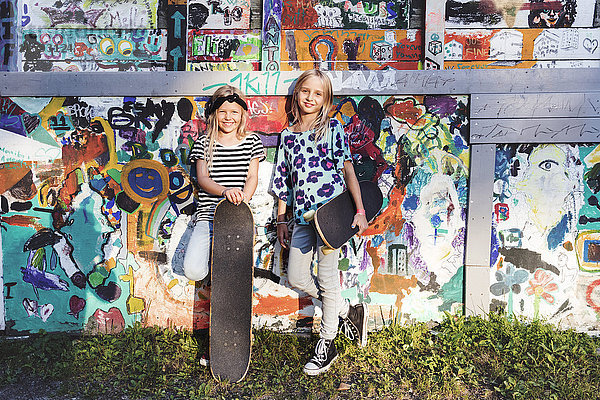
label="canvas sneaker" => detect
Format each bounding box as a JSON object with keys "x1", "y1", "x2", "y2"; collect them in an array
[
  {"x1": 340, "y1": 303, "x2": 368, "y2": 347},
  {"x1": 303, "y1": 338, "x2": 338, "y2": 376},
  {"x1": 199, "y1": 351, "x2": 210, "y2": 367}
]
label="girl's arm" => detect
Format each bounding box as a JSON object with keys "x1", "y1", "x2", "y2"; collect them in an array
[
  {"x1": 342, "y1": 160, "x2": 369, "y2": 234},
  {"x1": 276, "y1": 199, "x2": 290, "y2": 249},
  {"x1": 196, "y1": 159, "x2": 245, "y2": 204},
  {"x1": 242, "y1": 157, "x2": 260, "y2": 202}
]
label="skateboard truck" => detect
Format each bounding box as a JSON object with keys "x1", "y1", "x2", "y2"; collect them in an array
[{"x1": 303, "y1": 210, "x2": 337, "y2": 255}]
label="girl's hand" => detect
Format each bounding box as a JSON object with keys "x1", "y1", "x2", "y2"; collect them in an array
[
  {"x1": 351, "y1": 213, "x2": 369, "y2": 235},
  {"x1": 277, "y1": 222, "x2": 290, "y2": 249},
  {"x1": 223, "y1": 188, "x2": 245, "y2": 205}
]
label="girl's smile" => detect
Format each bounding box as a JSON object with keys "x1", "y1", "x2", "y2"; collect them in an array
[
  {"x1": 297, "y1": 76, "x2": 325, "y2": 118},
  {"x1": 216, "y1": 101, "x2": 243, "y2": 136}
]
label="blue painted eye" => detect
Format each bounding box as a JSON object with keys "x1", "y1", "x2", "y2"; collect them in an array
[{"x1": 538, "y1": 159, "x2": 558, "y2": 171}]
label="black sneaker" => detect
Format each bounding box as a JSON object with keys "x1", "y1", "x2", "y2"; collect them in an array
[
  {"x1": 303, "y1": 338, "x2": 338, "y2": 376},
  {"x1": 340, "y1": 303, "x2": 368, "y2": 347}
]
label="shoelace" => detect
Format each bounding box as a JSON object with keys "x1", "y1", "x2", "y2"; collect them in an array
[
  {"x1": 311, "y1": 339, "x2": 329, "y2": 363},
  {"x1": 339, "y1": 318, "x2": 356, "y2": 341}
]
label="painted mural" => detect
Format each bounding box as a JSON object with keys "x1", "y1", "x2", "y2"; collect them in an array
[
  {"x1": 446, "y1": 0, "x2": 598, "y2": 28},
  {"x1": 0, "y1": 91, "x2": 469, "y2": 333},
  {"x1": 280, "y1": 29, "x2": 422, "y2": 70},
  {"x1": 0, "y1": 0, "x2": 17, "y2": 71},
  {"x1": 491, "y1": 144, "x2": 600, "y2": 330},
  {"x1": 281, "y1": 0, "x2": 410, "y2": 30},
  {"x1": 445, "y1": 28, "x2": 600, "y2": 61},
  {"x1": 21, "y1": 0, "x2": 159, "y2": 29},
  {"x1": 187, "y1": 0, "x2": 251, "y2": 29},
  {"x1": 19, "y1": 29, "x2": 168, "y2": 72},
  {"x1": 0, "y1": 0, "x2": 593, "y2": 71}
]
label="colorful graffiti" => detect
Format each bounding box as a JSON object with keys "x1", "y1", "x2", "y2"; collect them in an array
[
  {"x1": 20, "y1": 29, "x2": 167, "y2": 72},
  {"x1": 0, "y1": 92, "x2": 469, "y2": 333},
  {"x1": 445, "y1": 28, "x2": 600, "y2": 62},
  {"x1": 445, "y1": 0, "x2": 597, "y2": 28},
  {"x1": 491, "y1": 143, "x2": 600, "y2": 329},
  {"x1": 21, "y1": 0, "x2": 159, "y2": 29},
  {"x1": 0, "y1": 0, "x2": 16, "y2": 71},
  {"x1": 187, "y1": 0, "x2": 251, "y2": 29},
  {"x1": 281, "y1": 0, "x2": 410, "y2": 30},
  {"x1": 281, "y1": 29, "x2": 422, "y2": 70},
  {"x1": 187, "y1": 30, "x2": 261, "y2": 63}
]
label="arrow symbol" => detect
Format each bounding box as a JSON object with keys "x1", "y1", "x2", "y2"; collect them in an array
[
  {"x1": 170, "y1": 46, "x2": 183, "y2": 70},
  {"x1": 171, "y1": 11, "x2": 185, "y2": 39}
]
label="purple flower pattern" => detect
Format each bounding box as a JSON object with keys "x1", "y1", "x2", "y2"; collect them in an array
[{"x1": 272, "y1": 120, "x2": 351, "y2": 224}]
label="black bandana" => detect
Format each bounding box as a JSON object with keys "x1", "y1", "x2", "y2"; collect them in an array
[{"x1": 204, "y1": 93, "x2": 248, "y2": 118}]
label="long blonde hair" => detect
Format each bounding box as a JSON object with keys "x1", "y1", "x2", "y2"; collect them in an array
[
  {"x1": 290, "y1": 69, "x2": 333, "y2": 141},
  {"x1": 204, "y1": 85, "x2": 249, "y2": 170}
]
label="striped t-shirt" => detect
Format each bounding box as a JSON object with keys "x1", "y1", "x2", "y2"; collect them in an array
[{"x1": 189, "y1": 133, "x2": 265, "y2": 221}]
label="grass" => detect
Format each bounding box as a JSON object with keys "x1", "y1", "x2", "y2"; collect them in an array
[{"x1": 1, "y1": 312, "x2": 600, "y2": 399}]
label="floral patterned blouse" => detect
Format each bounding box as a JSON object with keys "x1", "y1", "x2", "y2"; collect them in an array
[{"x1": 272, "y1": 119, "x2": 351, "y2": 224}]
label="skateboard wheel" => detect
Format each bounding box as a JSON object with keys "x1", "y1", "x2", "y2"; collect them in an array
[
  {"x1": 303, "y1": 210, "x2": 316, "y2": 221},
  {"x1": 322, "y1": 246, "x2": 335, "y2": 255}
]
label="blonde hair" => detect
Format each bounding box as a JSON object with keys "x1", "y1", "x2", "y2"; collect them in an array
[
  {"x1": 290, "y1": 69, "x2": 333, "y2": 141},
  {"x1": 204, "y1": 85, "x2": 249, "y2": 170}
]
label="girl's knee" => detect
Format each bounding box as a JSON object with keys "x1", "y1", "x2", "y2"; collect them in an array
[
  {"x1": 288, "y1": 273, "x2": 312, "y2": 292},
  {"x1": 183, "y1": 263, "x2": 208, "y2": 281}
]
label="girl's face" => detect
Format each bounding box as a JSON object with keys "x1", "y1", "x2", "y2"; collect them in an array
[
  {"x1": 216, "y1": 101, "x2": 243, "y2": 135},
  {"x1": 296, "y1": 76, "x2": 326, "y2": 118}
]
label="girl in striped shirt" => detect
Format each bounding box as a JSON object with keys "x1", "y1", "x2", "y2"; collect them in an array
[{"x1": 184, "y1": 85, "x2": 264, "y2": 282}]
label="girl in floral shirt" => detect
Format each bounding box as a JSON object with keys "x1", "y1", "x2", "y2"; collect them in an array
[{"x1": 272, "y1": 70, "x2": 369, "y2": 375}]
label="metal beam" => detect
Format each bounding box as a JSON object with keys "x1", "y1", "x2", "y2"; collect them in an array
[
  {"x1": 464, "y1": 144, "x2": 495, "y2": 317},
  {"x1": 472, "y1": 93, "x2": 600, "y2": 119},
  {"x1": 0, "y1": 69, "x2": 599, "y2": 97},
  {"x1": 471, "y1": 118, "x2": 600, "y2": 144}
]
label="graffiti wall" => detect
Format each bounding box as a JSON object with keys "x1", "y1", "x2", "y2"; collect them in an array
[
  {"x1": 0, "y1": 91, "x2": 469, "y2": 333},
  {"x1": 444, "y1": 0, "x2": 600, "y2": 68},
  {"x1": 491, "y1": 144, "x2": 600, "y2": 330},
  {"x1": 280, "y1": 29, "x2": 422, "y2": 70},
  {"x1": 0, "y1": 0, "x2": 592, "y2": 71}
]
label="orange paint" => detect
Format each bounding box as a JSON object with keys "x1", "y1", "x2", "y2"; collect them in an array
[
  {"x1": 0, "y1": 214, "x2": 42, "y2": 228},
  {"x1": 0, "y1": 162, "x2": 32, "y2": 194},
  {"x1": 370, "y1": 272, "x2": 418, "y2": 310},
  {"x1": 253, "y1": 294, "x2": 313, "y2": 315},
  {"x1": 364, "y1": 186, "x2": 405, "y2": 236}
]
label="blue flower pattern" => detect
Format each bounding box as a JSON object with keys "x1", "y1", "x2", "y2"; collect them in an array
[{"x1": 273, "y1": 120, "x2": 351, "y2": 224}]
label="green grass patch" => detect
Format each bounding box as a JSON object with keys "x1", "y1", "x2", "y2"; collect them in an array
[{"x1": 1, "y1": 313, "x2": 600, "y2": 399}]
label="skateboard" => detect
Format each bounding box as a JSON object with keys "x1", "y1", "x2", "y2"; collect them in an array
[
  {"x1": 209, "y1": 200, "x2": 254, "y2": 382},
  {"x1": 304, "y1": 181, "x2": 383, "y2": 253}
]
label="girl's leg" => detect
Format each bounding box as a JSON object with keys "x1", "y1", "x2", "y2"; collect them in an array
[
  {"x1": 183, "y1": 220, "x2": 212, "y2": 281},
  {"x1": 287, "y1": 224, "x2": 319, "y2": 299},
  {"x1": 315, "y1": 237, "x2": 343, "y2": 341}
]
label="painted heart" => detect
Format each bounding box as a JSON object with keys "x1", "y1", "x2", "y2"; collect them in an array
[
  {"x1": 38, "y1": 303, "x2": 54, "y2": 322},
  {"x1": 583, "y1": 38, "x2": 598, "y2": 54},
  {"x1": 23, "y1": 298, "x2": 38, "y2": 317},
  {"x1": 242, "y1": 44, "x2": 254, "y2": 56},
  {"x1": 68, "y1": 295, "x2": 86, "y2": 319},
  {"x1": 21, "y1": 113, "x2": 41, "y2": 134}
]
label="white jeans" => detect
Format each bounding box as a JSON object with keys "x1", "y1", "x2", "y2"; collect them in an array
[
  {"x1": 183, "y1": 220, "x2": 212, "y2": 281},
  {"x1": 287, "y1": 223, "x2": 346, "y2": 340}
]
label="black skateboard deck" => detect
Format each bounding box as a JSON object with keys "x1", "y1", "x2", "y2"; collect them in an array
[
  {"x1": 305, "y1": 181, "x2": 383, "y2": 250},
  {"x1": 210, "y1": 200, "x2": 254, "y2": 382}
]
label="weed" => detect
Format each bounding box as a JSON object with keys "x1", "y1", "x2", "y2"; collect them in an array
[{"x1": 1, "y1": 314, "x2": 599, "y2": 399}]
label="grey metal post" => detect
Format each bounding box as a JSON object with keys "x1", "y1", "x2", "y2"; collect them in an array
[{"x1": 464, "y1": 144, "x2": 495, "y2": 316}]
